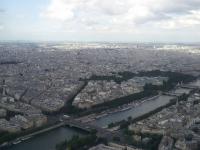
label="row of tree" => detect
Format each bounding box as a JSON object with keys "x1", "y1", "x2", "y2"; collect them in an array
[
  {"x1": 66, "y1": 70, "x2": 196, "y2": 116},
  {"x1": 55, "y1": 132, "x2": 107, "y2": 150}
]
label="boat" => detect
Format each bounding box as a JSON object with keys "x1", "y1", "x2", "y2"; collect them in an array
[
  {"x1": 119, "y1": 106, "x2": 131, "y2": 112},
  {"x1": 21, "y1": 136, "x2": 32, "y2": 141},
  {"x1": 12, "y1": 140, "x2": 21, "y2": 145},
  {"x1": 95, "y1": 113, "x2": 108, "y2": 119},
  {"x1": 148, "y1": 95, "x2": 159, "y2": 100},
  {"x1": 0, "y1": 142, "x2": 9, "y2": 148}
]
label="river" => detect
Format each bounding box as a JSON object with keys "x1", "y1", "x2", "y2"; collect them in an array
[
  {"x1": 4, "y1": 95, "x2": 175, "y2": 150},
  {"x1": 92, "y1": 95, "x2": 174, "y2": 127},
  {"x1": 3, "y1": 127, "x2": 85, "y2": 150},
  {"x1": 189, "y1": 79, "x2": 200, "y2": 88}
]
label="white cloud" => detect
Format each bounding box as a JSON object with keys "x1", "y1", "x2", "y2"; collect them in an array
[
  {"x1": 0, "y1": 25, "x2": 4, "y2": 31},
  {"x1": 41, "y1": 0, "x2": 78, "y2": 21},
  {"x1": 156, "y1": 10, "x2": 200, "y2": 29},
  {"x1": 0, "y1": 9, "x2": 4, "y2": 13},
  {"x1": 40, "y1": 0, "x2": 200, "y2": 32}
]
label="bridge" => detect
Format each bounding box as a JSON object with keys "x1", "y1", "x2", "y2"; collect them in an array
[
  {"x1": 63, "y1": 118, "x2": 125, "y2": 143},
  {"x1": 162, "y1": 92, "x2": 180, "y2": 97},
  {"x1": 180, "y1": 85, "x2": 199, "y2": 90},
  {"x1": 5, "y1": 122, "x2": 65, "y2": 146},
  {"x1": 4, "y1": 117, "x2": 126, "y2": 148}
]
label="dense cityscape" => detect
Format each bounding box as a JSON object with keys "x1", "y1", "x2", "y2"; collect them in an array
[{"x1": 0, "y1": 42, "x2": 200, "y2": 150}]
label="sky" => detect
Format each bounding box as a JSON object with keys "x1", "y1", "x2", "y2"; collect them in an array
[{"x1": 0, "y1": 0, "x2": 200, "y2": 42}]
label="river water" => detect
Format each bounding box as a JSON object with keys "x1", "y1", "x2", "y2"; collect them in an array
[
  {"x1": 4, "y1": 95, "x2": 175, "y2": 150},
  {"x1": 4, "y1": 127, "x2": 85, "y2": 150},
  {"x1": 189, "y1": 79, "x2": 200, "y2": 88},
  {"x1": 92, "y1": 95, "x2": 174, "y2": 127}
]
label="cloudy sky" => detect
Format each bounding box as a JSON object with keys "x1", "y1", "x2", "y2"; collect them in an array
[{"x1": 0, "y1": 0, "x2": 200, "y2": 42}]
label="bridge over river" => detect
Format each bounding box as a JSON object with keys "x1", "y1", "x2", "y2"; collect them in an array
[
  {"x1": 6, "y1": 117, "x2": 125, "y2": 148},
  {"x1": 63, "y1": 118, "x2": 125, "y2": 143}
]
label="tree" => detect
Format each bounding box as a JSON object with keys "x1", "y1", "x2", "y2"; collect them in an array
[{"x1": 113, "y1": 136, "x2": 120, "y2": 142}]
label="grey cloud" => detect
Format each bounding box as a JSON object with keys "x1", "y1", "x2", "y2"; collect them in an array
[
  {"x1": 158, "y1": 0, "x2": 200, "y2": 15},
  {"x1": 134, "y1": 13, "x2": 171, "y2": 25},
  {"x1": 96, "y1": 0, "x2": 200, "y2": 25},
  {"x1": 42, "y1": 0, "x2": 200, "y2": 32},
  {"x1": 0, "y1": 9, "x2": 5, "y2": 13},
  {"x1": 136, "y1": 0, "x2": 200, "y2": 25}
]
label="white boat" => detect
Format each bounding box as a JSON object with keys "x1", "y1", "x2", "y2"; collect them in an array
[
  {"x1": 0, "y1": 142, "x2": 9, "y2": 147},
  {"x1": 13, "y1": 140, "x2": 21, "y2": 145},
  {"x1": 95, "y1": 113, "x2": 108, "y2": 119},
  {"x1": 119, "y1": 107, "x2": 131, "y2": 112},
  {"x1": 21, "y1": 136, "x2": 31, "y2": 141}
]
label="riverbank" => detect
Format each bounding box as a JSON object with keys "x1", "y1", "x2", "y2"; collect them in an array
[
  {"x1": 2, "y1": 91, "x2": 194, "y2": 150},
  {"x1": 76, "y1": 95, "x2": 160, "y2": 123},
  {"x1": 91, "y1": 95, "x2": 175, "y2": 128},
  {"x1": 69, "y1": 70, "x2": 196, "y2": 117},
  {"x1": 2, "y1": 127, "x2": 86, "y2": 150},
  {"x1": 107, "y1": 92, "x2": 191, "y2": 130},
  {"x1": 1, "y1": 71, "x2": 197, "y2": 150}
]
